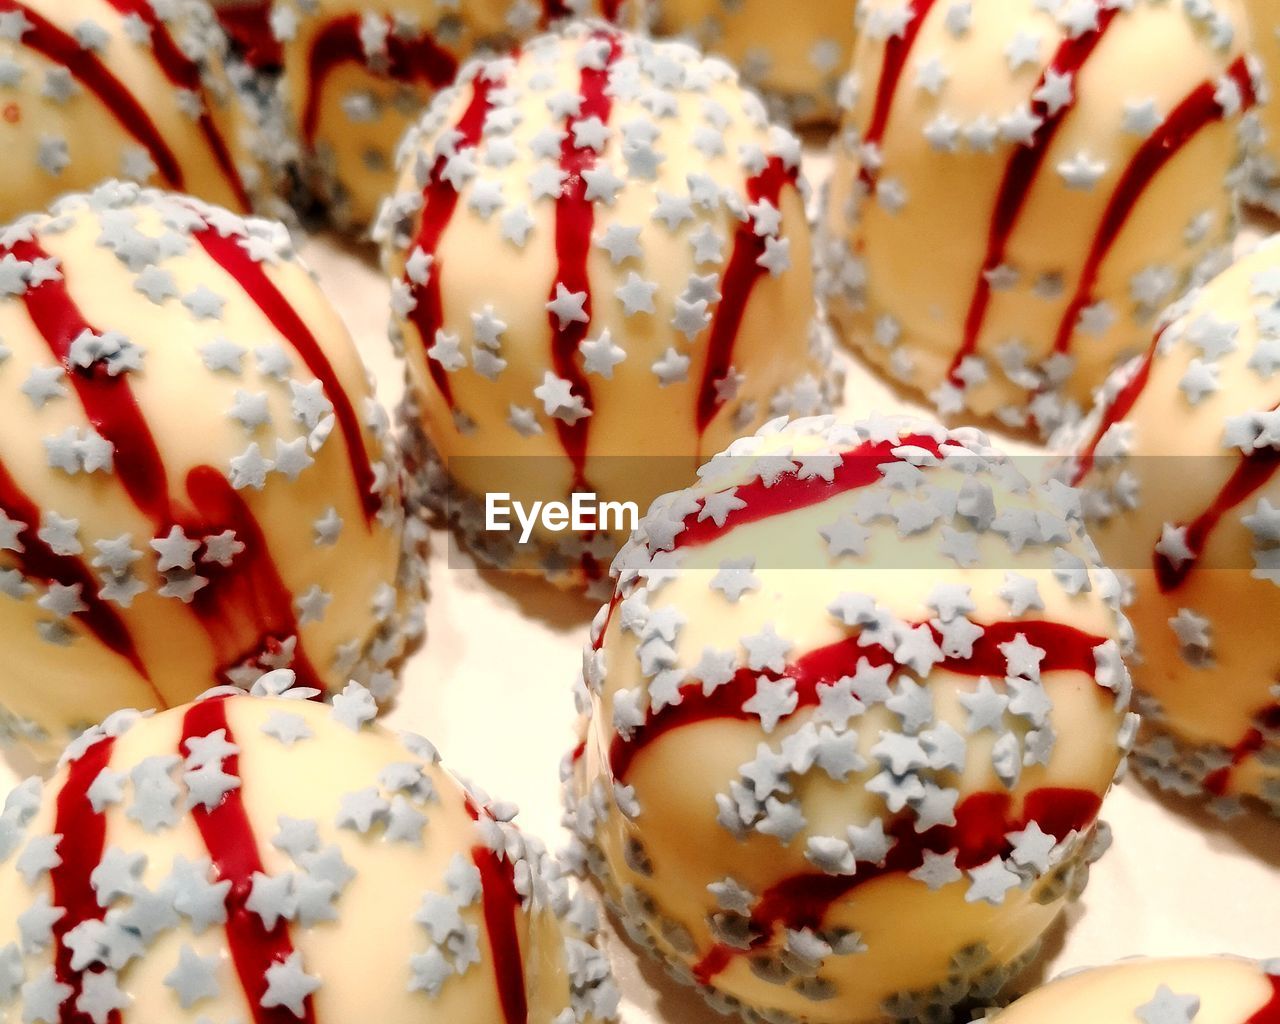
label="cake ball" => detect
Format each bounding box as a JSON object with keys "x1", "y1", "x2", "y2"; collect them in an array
[
  {"x1": 1242, "y1": 0, "x2": 1280, "y2": 211},
  {"x1": 0, "y1": 183, "x2": 424, "y2": 763},
  {"x1": 819, "y1": 0, "x2": 1258, "y2": 438},
  {"x1": 643, "y1": 0, "x2": 857, "y2": 124},
  {"x1": 565, "y1": 415, "x2": 1135, "y2": 1024},
  {"x1": 985, "y1": 957, "x2": 1280, "y2": 1023},
  {"x1": 258, "y1": 1, "x2": 634, "y2": 233},
  {"x1": 377, "y1": 24, "x2": 836, "y2": 591},
  {"x1": 0, "y1": 0, "x2": 263, "y2": 225},
  {"x1": 0, "y1": 684, "x2": 620, "y2": 1023},
  {"x1": 1068, "y1": 237, "x2": 1280, "y2": 818}
]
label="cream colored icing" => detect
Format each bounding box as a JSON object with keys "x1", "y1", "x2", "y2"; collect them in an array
[
  {"x1": 644, "y1": 0, "x2": 857, "y2": 124},
  {"x1": 990, "y1": 956, "x2": 1278, "y2": 1023}
]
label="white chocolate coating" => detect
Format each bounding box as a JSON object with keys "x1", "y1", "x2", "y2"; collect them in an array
[
  {"x1": 1068, "y1": 236, "x2": 1280, "y2": 819},
  {"x1": 644, "y1": 0, "x2": 857, "y2": 124},
  {"x1": 565, "y1": 414, "x2": 1134, "y2": 1024},
  {"x1": 0, "y1": 0, "x2": 262, "y2": 224},
  {"x1": 0, "y1": 184, "x2": 424, "y2": 764},
  {"x1": 819, "y1": 0, "x2": 1255, "y2": 439},
  {"x1": 1243, "y1": 0, "x2": 1280, "y2": 210},
  {"x1": 989, "y1": 957, "x2": 1280, "y2": 1023},
  {"x1": 0, "y1": 687, "x2": 620, "y2": 1024},
  {"x1": 260, "y1": 0, "x2": 632, "y2": 233},
  {"x1": 377, "y1": 24, "x2": 837, "y2": 592}
]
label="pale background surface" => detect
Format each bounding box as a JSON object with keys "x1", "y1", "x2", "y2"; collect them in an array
[{"x1": 3, "y1": 150, "x2": 1278, "y2": 1021}]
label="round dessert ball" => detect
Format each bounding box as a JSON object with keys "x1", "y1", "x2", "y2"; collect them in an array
[
  {"x1": 0, "y1": 183, "x2": 424, "y2": 763},
  {"x1": 819, "y1": 0, "x2": 1258, "y2": 438},
  {"x1": 0, "y1": 684, "x2": 620, "y2": 1023},
  {"x1": 1068, "y1": 237, "x2": 1280, "y2": 819},
  {"x1": 565, "y1": 414, "x2": 1135, "y2": 1024},
  {"x1": 377, "y1": 23, "x2": 837, "y2": 592},
  {"x1": 257, "y1": 0, "x2": 635, "y2": 233},
  {"x1": 0, "y1": 0, "x2": 263, "y2": 225},
  {"x1": 1242, "y1": 0, "x2": 1280, "y2": 211},
  {"x1": 986, "y1": 957, "x2": 1280, "y2": 1024},
  {"x1": 643, "y1": 0, "x2": 857, "y2": 124}
]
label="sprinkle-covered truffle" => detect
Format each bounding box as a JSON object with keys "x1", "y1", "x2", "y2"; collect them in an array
[
  {"x1": 0, "y1": 183, "x2": 425, "y2": 764},
  {"x1": 643, "y1": 0, "x2": 857, "y2": 124},
  {"x1": 565, "y1": 414, "x2": 1134, "y2": 1024},
  {"x1": 982, "y1": 956, "x2": 1280, "y2": 1023},
  {"x1": 0, "y1": 683, "x2": 620, "y2": 1023},
  {"x1": 377, "y1": 22, "x2": 838, "y2": 593},
  {"x1": 1067, "y1": 235, "x2": 1280, "y2": 820},
  {"x1": 0, "y1": 0, "x2": 264, "y2": 224},
  {"x1": 819, "y1": 0, "x2": 1258, "y2": 438}
]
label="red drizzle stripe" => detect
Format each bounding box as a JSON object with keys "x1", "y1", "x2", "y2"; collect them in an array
[
  {"x1": 858, "y1": 0, "x2": 939, "y2": 193},
  {"x1": 181, "y1": 697, "x2": 318, "y2": 1024},
  {"x1": 302, "y1": 14, "x2": 458, "y2": 147},
  {"x1": 212, "y1": 1, "x2": 282, "y2": 68},
  {"x1": 674, "y1": 435, "x2": 944, "y2": 549},
  {"x1": 1051, "y1": 56, "x2": 1257, "y2": 358},
  {"x1": 6, "y1": 234, "x2": 324, "y2": 693},
  {"x1": 0, "y1": 458, "x2": 146, "y2": 678},
  {"x1": 102, "y1": 0, "x2": 252, "y2": 212},
  {"x1": 1070, "y1": 343, "x2": 1156, "y2": 484},
  {"x1": 549, "y1": 31, "x2": 624, "y2": 491},
  {"x1": 609, "y1": 618, "x2": 1105, "y2": 780},
  {"x1": 1247, "y1": 972, "x2": 1280, "y2": 1024},
  {"x1": 947, "y1": 8, "x2": 1121, "y2": 382},
  {"x1": 1154, "y1": 414, "x2": 1280, "y2": 592},
  {"x1": 185, "y1": 467, "x2": 325, "y2": 693},
  {"x1": 0, "y1": 0, "x2": 184, "y2": 189},
  {"x1": 49, "y1": 737, "x2": 119, "y2": 1024},
  {"x1": 695, "y1": 157, "x2": 797, "y2": 435},
  {"x1": 463, "y1": 799, "x2": 529, "y2": 1024},
  {"x1": 405, "y1": 75, "x2": 503, "y2": 410},
  {"x1": 1204, "y1": 711, "x2": 1278, "y2": 797},
  {"x1": 7, "y1": 239, "x2": 175, "y2": 522},
  {"x1": 691, "y1": 786, "x2": 1101, "y2": 983},
  {"x1": 193, "y1": 226, "x2": 380, "y2": 522}
]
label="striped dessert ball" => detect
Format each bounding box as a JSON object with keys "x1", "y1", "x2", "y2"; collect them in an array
[
  {"x1": 0, "y1": 183, "x2": 424, "y2": 764},
  {"x1": 377, "y1": 23, "x2": 837, "y2": 592},
  {"x1": 1068, "y1": 237, "x2": 1280, "y2": 819},
  {"x1": 985, "y1": 957, "x2": 1280, "y2": 1024},
  {"x1": 0, "y1": 685, "x2": 620, "y2": 1024},
  {"x1": 565, "y1": 415, "x2": 1135, "y2": 1024},
  {"x1": 819, "y1": 0, "x2": 1258, "y2": 438},
  {"x1": 1242, "y1": 0, "x2": 1280, "y2": 211},
  {"x1": 0, "y1": 0, "x2": 264, "y2": 224},
  {"x1": 232, "y1": 0, "x2": 635, "y2": 233},
  {"x1": 643, "y1": 0, "x2": 857, "y2": 124}
]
